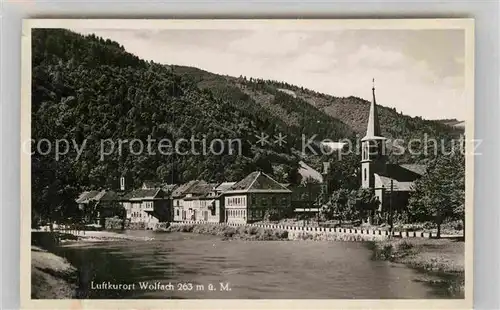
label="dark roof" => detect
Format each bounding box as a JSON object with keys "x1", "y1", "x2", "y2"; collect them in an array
[
  {"x1": 380, "y1": 164, "x2": 425, "y2": 182},
  {"x1": 399, "y1": 164, "x2": 427, "y2": 176},
  {"x1": 171, "y1": 180, "x2": 200, "y2": 198},
  {"x1": 373, "y1": 163, "x2": 426, "y2": 192},
  {"x1": 227, "y1": 171, "x2": 291, "y2": 193},
  {"x1": 162, "y1": 184, "x2": 178, "y2": 194},
  {"x1": 215, "y1": 182, "x2": 236, "y2": 192},
  {"x1": 99, "y1": 190, "x2": 120, "y2": 201},
  {"x1": 76, "y1": 191, "x2": 100, "y2": 204},
  {"x1": 123, "y1": 188, "x2": 163, "y2": 200},
  {"x1": 76, "y1": 190, "x2": 119, "y2": 203},
  {"x1": 184, "y1": 181, "x2": 212, "y2": 195}
]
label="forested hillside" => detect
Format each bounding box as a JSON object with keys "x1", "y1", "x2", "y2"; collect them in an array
[
  {"x1": 173, "y1": 66, "x2": 463, "y2": 161},
  {"x1": 31, "y1": 29, "x2": 461, "y2": 222},
  {"x1": 32, "y1": 29, "x2": 351, "y2": 199}
]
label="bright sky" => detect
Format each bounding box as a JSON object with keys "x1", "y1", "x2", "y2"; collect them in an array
[{"x1": 71, "y1": 28, "x2": 466, "y2": 120}]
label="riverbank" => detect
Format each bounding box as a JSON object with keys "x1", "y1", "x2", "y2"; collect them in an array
[
  {"x1": 163, "y1": 223, "x2": 290, "y2": 240},
  {"x1": 31, "y1": 246, "x2": 78, "y2": 299},
  {"x1": 32, "y1": 229, "x2": 156, "y2": 244},
  {"x1": 370, "y1": 238, "x2": 465, "y2": 298},
  {"x1": 61, "y1": 230, "x2": 155, "y2": 242},
  {"x1": 166, "y1": 222, "x2": 390, "y2": 241}
]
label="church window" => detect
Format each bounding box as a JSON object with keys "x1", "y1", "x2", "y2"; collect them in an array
[{"x1": 364, "y1": 168, "x2": 367, "y2": 181}]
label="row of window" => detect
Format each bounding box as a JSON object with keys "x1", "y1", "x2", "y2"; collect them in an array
[
  {"x1": 227, "y1": 197, "x2": 246, "y2": 206},
  {"x1": 227, "y1": 209, "x2": 246, "y2": 218},
  {"x1": 226, "y1": 209, "x2": 267, "y2": 219},
  {"x1": 184, "y1": 200, "x2": 210, "y2": 208},
  {"x1": 126, "y1": 202, "x2": 154, "y2": 210},
  {"x1": 250, "y1": 209, "x2": 264, "y2": 218},
  {"x1": 226, "y1": 196, "x2": 288, "y2": 206},
  {"x1": 131, "y1": 211, "x2": 154, "y2": 219},
  {"x1": 175, "y1": 207, "x2": 216, "y2": 217}
]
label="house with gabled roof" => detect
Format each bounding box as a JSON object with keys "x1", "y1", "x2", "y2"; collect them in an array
[
  {"x1": 181, "y1": 181, "x2": 219, "y2": 222},
  {"x1": 75, "y1": 190, "x2": 123, "y2": 226},
  {"x1": 121, "y1": 187, "x2": 171, "y2": 228},
  {"x1": 223, "y1": 171, "x2": 292, "y2": 224},
  {"x1": 172, "y1": 180, "x2": 203, "y2": 221}
]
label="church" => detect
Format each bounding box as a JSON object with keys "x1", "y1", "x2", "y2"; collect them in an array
[{"x1": 361, "y1": 80, "x2": 426, "y2": 221}]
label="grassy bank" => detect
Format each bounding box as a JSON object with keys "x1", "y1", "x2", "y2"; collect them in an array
[
  {"x1": 164, "y1": 223, "x2": 289, "y2": 241},
  {"x1": 31, "y1": 246, "x2": 78, "y2": 299},
  {"x1": 370, "y1": 238, "x2": 465, "y2": 298}
]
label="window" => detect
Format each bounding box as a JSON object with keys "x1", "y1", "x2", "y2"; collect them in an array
[
  {"x1": 364, "y1": 168, "x2": 367, "y2": 181},
  {"x1": 262, "y1": 197, "x2": 267, "y2": 206},
  {"x1": 211, "y1": 206, "x2": 216, "y2": 216},
  {"x1": 176, "y1": 209, "x2": 180, "y2": 216},
  {"x1": 271, "y1": 197, "x2": 276, "y2": 205},
  {"x1": 251, "y1": 195, "x2": 256, "y2": 205}
]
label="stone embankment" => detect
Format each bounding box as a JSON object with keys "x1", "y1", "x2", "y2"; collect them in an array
[
  {"x1": 167, "y1": 221, "x2": 436, "y2": 242},
  {"x1": 104, "y1": 217, "x2": 162, "y2": 230}
]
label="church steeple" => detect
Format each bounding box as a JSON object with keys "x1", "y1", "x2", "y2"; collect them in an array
[
  {"x1": 363, "y1": 78, "x2": 383, "y2": 141},
  {"x1": 360, "y1": 79, "x2": 387, "y2": 189}
]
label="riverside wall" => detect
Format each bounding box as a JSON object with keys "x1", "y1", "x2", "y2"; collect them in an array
[{"x1": 170, "y1": 221, "x2": 435, "y2": 241}]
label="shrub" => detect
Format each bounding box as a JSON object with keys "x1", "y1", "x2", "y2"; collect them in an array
[{"x1": 223, "y1": 227, "x2": 237, "y2": 237}]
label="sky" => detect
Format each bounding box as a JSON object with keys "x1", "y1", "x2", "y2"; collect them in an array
[{"x1": 71, "y1": 28, "x2": 466, "y2": 120}]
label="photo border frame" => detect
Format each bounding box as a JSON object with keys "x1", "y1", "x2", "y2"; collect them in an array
[{"x1": 19, "y1": 18, "x2": 474, "y2": 310}]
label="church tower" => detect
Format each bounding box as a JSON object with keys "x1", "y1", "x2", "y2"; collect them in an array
[{"x1": 361, "y1": 79, "x2": 387, "y2": 189}]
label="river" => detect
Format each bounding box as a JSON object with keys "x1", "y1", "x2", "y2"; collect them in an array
[{"x1": 54, "y1": 230, "x2": 446, "y2": 299}]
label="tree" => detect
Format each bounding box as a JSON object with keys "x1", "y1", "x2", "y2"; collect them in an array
[
  {"x1": 322, "y1": 143, "x2": 361, "y2": 192},
  {"x1": 408, "y1": 152, "x2": 465, "y2": 238},
  {"x1": 348, "y1": 188, "x2": 379, "y2": 224},
  {"x1": 321, "y1": 188, "x2": 350, "y2": 224}
]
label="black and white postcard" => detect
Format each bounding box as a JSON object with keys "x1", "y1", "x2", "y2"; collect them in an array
[{"x1": 21, "y1": 19, "x2": 474, "y2": 309}]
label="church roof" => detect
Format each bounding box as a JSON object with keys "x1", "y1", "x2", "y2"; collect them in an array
[
  {"x1": 375, "y1": 175, "x2": 415, "y2": 192},
  {"x1": 373, "y1": 164, "x2": 426, "y2": 192},
  {"x1": 399, "y1": 164, "x2": 427, "y2": 176},
  {"x1": 362, "y1": 80, "x2": 386, "y2": 141}
]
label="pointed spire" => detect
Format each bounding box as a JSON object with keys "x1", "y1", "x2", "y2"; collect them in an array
[{"x1": 363, "y1": 78, "x2": 383, "y2": 140}]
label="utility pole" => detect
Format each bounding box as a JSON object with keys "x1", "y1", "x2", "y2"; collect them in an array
[{"x1": 389, "y1": 179, "x2": 394, "y2": 235}]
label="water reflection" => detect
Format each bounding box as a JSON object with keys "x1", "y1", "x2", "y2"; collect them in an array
[{"x1": 56, "y1": 231, "x2": 444, "y2": 299}]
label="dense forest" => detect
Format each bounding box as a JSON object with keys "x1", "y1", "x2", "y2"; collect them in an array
[{"x1": 31, "y1": 29, "x2": 463, "y2": 223}]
